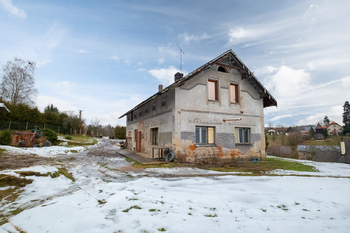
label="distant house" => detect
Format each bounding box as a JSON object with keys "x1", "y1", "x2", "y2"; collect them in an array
[
  {"x1": 285, "y1": 127, "x2": 294, "y2": 136},
  {"x1": 314, "y1": 123, "x2": 326, "y2": 140},
  {"x1": 327, "y1": 122, "x2": 343, "y2": 136},
  {"x1": 119, "y1": 50, "x2": 277, "y2": 161}
]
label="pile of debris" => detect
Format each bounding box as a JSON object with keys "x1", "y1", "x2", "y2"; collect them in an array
[{"x1": 11, "y1": 130, "x2": 52, "y2": 148}]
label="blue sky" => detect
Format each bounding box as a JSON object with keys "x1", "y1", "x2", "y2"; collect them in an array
[{"x1": 1, "y1": 0, "x2": 349, "y2": 127}]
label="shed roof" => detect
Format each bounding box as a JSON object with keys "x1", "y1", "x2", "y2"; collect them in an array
[
  {"x1": 119, "y1": 50, "x2": 277, "y2": 119},
  {"x1": 0, "y1": 103, "x2": 10, "y2": 113}
]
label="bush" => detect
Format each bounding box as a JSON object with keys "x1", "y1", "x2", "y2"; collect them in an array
[
  {"x1": 65, "y1": 135, "x2": 72, "y2": 140},
  {"x1": 115, "y1": 126, "x2": 126, "y2": 139},
  {"x1": 0, "y1": 129, "x2": 12, "y2": 145},
  {"x1": 42, "y1": 129, "x2": 58, "y2": 142}
]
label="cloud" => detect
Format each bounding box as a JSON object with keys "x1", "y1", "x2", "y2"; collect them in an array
[
  {"x1": 0, "y1": 0, "x2": 27, "y2": 19},
  {"x1": 55, "y1": 81, "x2": 75, "y2": 93},
  {"x1": 264, "y1": 66, "x2": 310, "y2": 98},
  {"x1": 296, "y1": 105, "x2": 343, "y2": 125},
  {"x1": 270, "y1": 114, "x2": 293, "y2": 122},
  {"x1": 76, "y1": 49, "x2": 89, "y2": 54},
  {"x1": 111, "y1": 55, "x2": 119, "y2": 62},
  {"x1": 307, "y1": 58, "x2": 350, "y2": 70},
  {"x1": 341, "y1": 76, "x2": 350, "y2": 88},
  {"x1": 178, "y1": 33, "x2": 211, "y2": 44},
  {"x1": 158, "y1": 58, "x2": 165, "y2": 64},
  {"x1": 148, "y1": 66, "x2": 181, "y2": 85},
  {"x1": 18, "y1": 22, "x2": 65, "y2": 66},
  {"x1": 36, "y1": 95, "x2": 78, "y2": 113},
  {"x1": 228, "y1": 26, "x2": 270, "y2": 44},
  {"x1": 158, "y1": 44, "x2": 177, "y2": 58}
]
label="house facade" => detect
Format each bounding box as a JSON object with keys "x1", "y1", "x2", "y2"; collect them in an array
[
  {"x1": 327, "y1": 122, "x2": 343, "y2": 136},
  {"x1": 119, "y1": 50, "x2": 277, "y2": 161}
]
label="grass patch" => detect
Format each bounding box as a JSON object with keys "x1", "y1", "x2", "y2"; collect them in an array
[
  {"x1": 47, "y1": 168, "x2": 75, "y2": 182},
  {"x1": 0, "y1": 187, "x2": 23, "y2": 202},
  {"x1": 122, "y1": 205, "x2": 142, "y2": 212},
  {"x1": 58, "y1": 134, "x2": 98, "y2": 146},
  {"x1": 149, "y1": 209, "x2": 160, "y2": 212},
  {"x1": 98, "y1": 199, "x2": 107, "y2": 205},
  {"x1": 204, "y1": 213, "x2": 218, "y2": 217},
  {"x1": 0, "y1": 149, "x2": 6, "y2": 155},
  {"x1": 0, "y1": 174, "x2": 33, "y2": 187},
  {"x1": 15, "y1": 171, "x2": 48, "y2": 177},
  {"x1": 158, "y1": 228, "x2": 166, "y2": 232},
  {"x1": 70, "y1": 150, "x2": 78, "y2": 153},
  {"x1": 208, "y1": 157, "x2": 317, "y2": 174},
  {"x1": 9, "y1": 208, "x2": 24, "y2": 215}
]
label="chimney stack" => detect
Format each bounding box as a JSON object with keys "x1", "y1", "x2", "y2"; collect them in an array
[
  {"x1": 158, "y1": 84, "x2": 163, "y2": 92},
  {"x1": 174, "y1": 72, "x2": 183, "y2": 82}
]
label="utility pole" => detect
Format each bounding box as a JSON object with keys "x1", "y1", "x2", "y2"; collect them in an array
[
  {"x1": 79, "y1": 110, "x2": 83, "y2": 122},
  {"x1": 176, "y1": 44, "x2": 185, "y2": 72}
]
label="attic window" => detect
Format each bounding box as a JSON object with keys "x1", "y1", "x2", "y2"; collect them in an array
[{"x1": 218, "y1": 66, "x2": 228, "y2": 73}]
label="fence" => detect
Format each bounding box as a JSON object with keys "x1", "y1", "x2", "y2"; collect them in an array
[{"x1": 0, "y1": 120, "x2": 76, "y2": 135}]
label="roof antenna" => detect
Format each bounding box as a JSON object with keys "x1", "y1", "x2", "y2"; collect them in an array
[{"x1": 176, "y1": 44, "x2": 185, "y2": 72}]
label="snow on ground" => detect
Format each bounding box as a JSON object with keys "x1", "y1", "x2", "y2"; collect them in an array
[
  {"x1": 1, "y1": 174, "x2": 349, "y2": 233},
  {"x1": 267, "y1": 156, "x2": 350, "y2": 177},
  {"x1": 143, "y1": 167, "x2": 247, "y2": 176},
  {"x1": 0, "y1": 145, "x2": 87, "y2": 157},
  {"x1": 1, "y1": 143, "x2": 350, "y2": 232}
]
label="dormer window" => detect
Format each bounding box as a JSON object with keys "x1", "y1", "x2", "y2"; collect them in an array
[{"x1": 218, "y1": 66, "x2": 228, "y2": 73}]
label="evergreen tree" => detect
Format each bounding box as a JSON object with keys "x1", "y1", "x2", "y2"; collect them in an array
[
  {"x1": 323, "y1": 116, "x2": 330, "y2": 126},
  {"x1": 115, "y1": 125, "x2": 126, "y2": 139},
  {"x1": 309, "y1": 127, "x2": 315, "y2": 138}
]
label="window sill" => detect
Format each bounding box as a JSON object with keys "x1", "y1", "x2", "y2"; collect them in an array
[
  {"x1": 235, "y1": 143, "x2": 252, "y2": 145},
  {"x1": 195, "y1": 144, "x2": 216, "y2": 147}
]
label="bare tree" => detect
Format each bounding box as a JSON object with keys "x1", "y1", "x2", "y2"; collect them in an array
[
  {"x1": 89, "y1": 118, "x2": 102, "y2": 136},
  {"x1": 0, "y1": 57, "x2": 37, "y2": 105}
]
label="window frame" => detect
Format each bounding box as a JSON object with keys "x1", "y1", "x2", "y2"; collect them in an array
[
  {"x1": 208, "y1": 79, "x2": 219, "y2": 101},
  {"x1": 151, "y1": 128, "x2": 159, "y2": 145},
  {"x1": 230, "y1": 83, "x2": 239, "y2": 104},
  {"x1": 235, "y1": 127, "x2": 251, "y2": 144},
  {"x1": 195, "y1": 126, "x2": 215, "y2": 145}
]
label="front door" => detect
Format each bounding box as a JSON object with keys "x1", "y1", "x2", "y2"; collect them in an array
[{"x1": 136, "y1": 131, "x2": 141, "y2": 152}]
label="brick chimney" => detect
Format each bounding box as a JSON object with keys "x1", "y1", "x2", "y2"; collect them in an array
[
  {"x1": 174, "y1": 72, "x2": 183, "y2": 82},
  {"x1": 158, "y1": 84, "x2": 163, "y2": 92}
]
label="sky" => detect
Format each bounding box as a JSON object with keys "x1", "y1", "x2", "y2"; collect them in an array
[{"x1": 0, "y1": 0, "x2": 349, "y2": 127}]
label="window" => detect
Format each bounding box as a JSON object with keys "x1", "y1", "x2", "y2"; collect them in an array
[
  {"x1": 195, "y1": 126, "x2": 215, "y2": 144},
  {"x1": 230, "y1": 84, "x2": 239, "y2": 103},
  {"x1": 208, "y1": 80, "x2": 218, "y2": 101},
  {"x1": 235, "y1": 128, "x2": 250, "y2": 144},
  {"x1": 218, "y1": 66, "x2": 228, "y2": 73},
  {"x1": 151, "y1": 128, "x2": 158, "y2": 145}
]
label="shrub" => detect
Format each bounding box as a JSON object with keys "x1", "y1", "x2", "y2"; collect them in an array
[
  {"x1": 65, "y1": 135, "x2": 72, "y2": 140},
  {"x1": 42, "y1": 129, "x2": 58, "y2": 142},
  {"x1": 0, "y1": 129, "x2": 12, "y2": 145},
  {"x1": 115, "y1": 125, "x2": 126, "y2": 139}
]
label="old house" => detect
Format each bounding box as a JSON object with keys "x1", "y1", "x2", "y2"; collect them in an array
[
  {"x1": 119, "y1": 50, "x2": 277, "y2": 161},
  {"x1": 327, "y1": 121, "x2": 343, "y2": 136}
]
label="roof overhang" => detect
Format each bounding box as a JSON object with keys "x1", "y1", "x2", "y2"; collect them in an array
[{"x1": 0, "y1": 103, "x2": 10, "y2": 113}]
